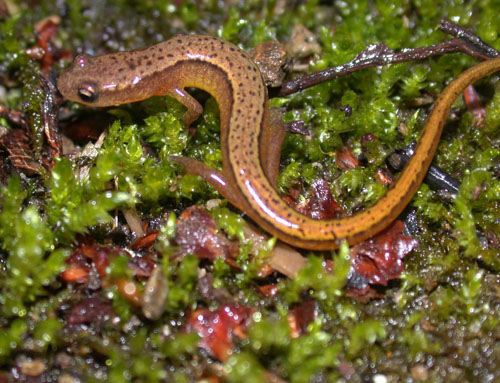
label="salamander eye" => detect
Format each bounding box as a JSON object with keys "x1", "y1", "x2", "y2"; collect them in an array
[{"x1": 77, "y1": 82, "x2": 98, "y2": 103}]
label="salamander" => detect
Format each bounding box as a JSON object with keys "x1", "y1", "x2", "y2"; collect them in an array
[{"x1": 57, "y1": 34, "x2": 500, "y2": 250}]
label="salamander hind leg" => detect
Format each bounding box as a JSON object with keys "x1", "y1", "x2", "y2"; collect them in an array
[{"x1": 169, "y1": 156, "x2": 247, "y2": 211}]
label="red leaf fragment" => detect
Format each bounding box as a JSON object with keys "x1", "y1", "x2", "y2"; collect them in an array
[
  {"x1": 360, "y1": 133, "x2": 377, "y2": 145},
  {"x1": 287, "y1": 300, "x2": 316, "y2": 338},
  {"x1": 186, "y1": 304, "x2": 252, "y2": 361},
  {"x1": 197, "y1": 272, "x2": 233, "y2": 303},
  {"x1": 374, "y1": 168, "x2": 393, "y2": 185},
  {"x1": 256, "y1": 262, "x2": 275, "y2": 278},
  {"x1": 308, "y1": 179, "x2": 344, "y2": 219},
  {"x1": 350, "y1": 221, "x2": 417, "y2": 287},
  {"x1": 258, "y1": 284, "x2": 279, "y2": 297},
  {"x1": 174, "y1": 206, "x2": 238, "y2": 261},
  {"x1": 129, "y1": 230, "x2": 159, "y2": 251},
  {"x1": 463, "y1": 84, "x2": 486, "y2": 125},
  {"x1": 335, "y1": 146, "x2": 360, "y2": 170},
  {"x1": 62, "y1": 239, "x2": 157, "y2": 305},
  {"x1": 66, "y1": 296, "x2": 114, "y2": 325},
  {"x1": 128, "y1": 256, "x2": 156, "y2": 277},
  {"x1": 65, "y1": 240, "x2": 156, "y2": 279},
  {"x1": 292, "y1": 179, "x2": 344, "y2": 220},
  {"x1": 60, "y1": 267, "x2": 89, "y2": 283},
  {"x1": 30, "y1": 16, "x2": 60, "y2": 74}
]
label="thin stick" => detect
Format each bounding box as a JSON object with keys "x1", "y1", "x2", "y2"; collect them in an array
[{"x1": 279, "y1": 19, "x2": 499, "y2": 96}]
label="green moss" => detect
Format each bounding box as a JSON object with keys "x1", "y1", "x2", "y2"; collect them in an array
[
  {"x1": 399, "y1": 318, "x2": 442, "y2": 358},
  {"x1": 47, "y1": 158, "x2": 134, "y2": 243},
  {"x1": 165, "y1": 255, "x2": 199, "y2": 312},
  {"x1": 400, "y1": 65, "x2": 430, "y2": 100},
  {"x1": 285, "y1": 321, "x2": 342, "y2": 382},
  {"x1": 224, "y1": 352, "x2": 266, "y2": 383},
  {"x1": 453, "y1": 170, "x2": 500, "y2": 269},
  {"x1": 276, "y1": 161, "x2": 301, "y2": 194},
  {"x1": 1, "y1": 0, "x2": 500, "y2": 381},
  {"x1": 153, "y1": 332, "x2": 199, "y2": 361},
  {"x1": 0, "y1": 318, "x2": 29, "y2": 362},
  {"x1": 282, "y1": 242, "x2": 350, "y2": 309},
  {"x1": 210, "y1": 206, "x2": 246, "y2": 242},
  {"x1": 33, "y1": 317, "x2": 63, "y2": 351},
  {"x1": 247, "y1": 310, "x2": 291, "y2": 353},
  {"x1": 413, "y1": 183, "x2": 448, "y2": 222},
  {"x1": 347, "y1": 319, "x2": 387, "y2": 358},
  {"x1": 0, "y1": 177, "x2": 69, "y2": 317}
]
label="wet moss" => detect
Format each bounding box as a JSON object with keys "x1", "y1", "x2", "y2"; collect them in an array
[{"x1": 0, "y1": 0, "x2": 499, "y2": 382}]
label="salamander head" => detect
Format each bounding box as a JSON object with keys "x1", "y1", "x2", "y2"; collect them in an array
[{"x1": 58, "y1": 52, "x2": 147, "y2": 107}]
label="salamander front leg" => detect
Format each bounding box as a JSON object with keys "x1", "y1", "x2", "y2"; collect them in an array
[
  {"x1": 169, "y1": 156, "x2": 246, "y2": 211},
  {"x1": 259, "y1": 108, "x2": 286, "y2": 186},
  {"x1": 167, "y1": 87, "x2": 204, "y2": 126}
]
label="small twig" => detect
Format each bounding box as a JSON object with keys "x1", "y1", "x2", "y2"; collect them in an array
[
  {"x1": 279, "y1": 40, "x2": 459, "y2": 95},
  {"x1": 40, "y1": 75, "x2": 62, "y2": 158},
  {"x1": 279, "y1": 19, "x2": 500, "y2": 96},
  {"x1": 284, "y1": 119, "x2": 307, "y2": 134},
  {"x1": 439, "y1": 18, "x2": 499, "y2": 59},
  {"x1": 388, "y1": 143, "x2": 460, "y2": 194},
  {"x1": 122, "y1": 207, "x2": 146, "y2": 238}
]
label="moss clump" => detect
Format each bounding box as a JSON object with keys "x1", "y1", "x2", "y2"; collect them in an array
[{"x1": 0, "y1": 1, "x2": 499, "y2": 382}]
